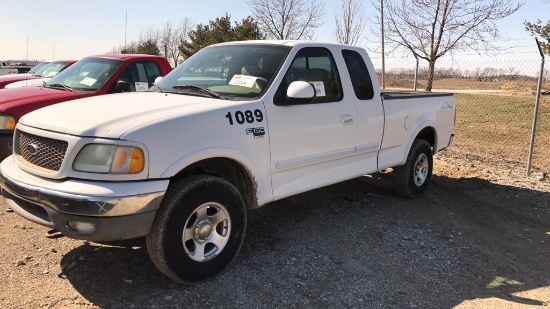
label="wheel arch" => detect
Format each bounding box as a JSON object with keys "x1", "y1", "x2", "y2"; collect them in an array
[
  {"x1": 400, "y1": 123, "x2": 438, "y2": 166},
  {"x1": 160, "y1": 148, "x2": 267, "y2": 209}
]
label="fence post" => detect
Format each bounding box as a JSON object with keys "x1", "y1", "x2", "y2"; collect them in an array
[
  {"x1": 413, "y1": 52, "x2": 419, "y2": 92},
  {"x1": 527, "y1": 38, "x2": 545, "y2": 176}
]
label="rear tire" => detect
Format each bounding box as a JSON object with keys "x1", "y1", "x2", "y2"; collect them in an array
[
  {"x1": 146, "y1": 175, "x2": 247, "y2": 283},
  {"x1": 394, "y1": 139, "x2": 433, "y2": 198}
]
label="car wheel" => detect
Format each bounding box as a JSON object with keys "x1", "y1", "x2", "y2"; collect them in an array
[
  {"x1": 394, "y1": 139, "x2": 433, "y2": 198},
  {"x1": 146, "y1": 175, "x2": 247, "y2": 283}
]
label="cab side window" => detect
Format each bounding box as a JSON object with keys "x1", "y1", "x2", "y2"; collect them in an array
[
  {"x1": 108, "y1": 61, "x2": 161, "y2": 93},
  {"x1": 342, "y1": 49, "x2": 374, "y2": 100},
  {"x1": 274, "y1": 47, "x2": 342, "y2": 105}
]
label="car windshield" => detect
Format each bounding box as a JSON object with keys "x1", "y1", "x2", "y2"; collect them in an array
[
  {"x1": 45, "y1": 57, "x2": 123, "y2": 92},
  {"x1": 156, "y1": 44, "x2": 290, "y2": 100},
  {"x1": 28, "y1": 62, "x2": 50, "y2": 75},
  {"x1": 33, "y1": 61, "x2": 72, "y2": 77}
]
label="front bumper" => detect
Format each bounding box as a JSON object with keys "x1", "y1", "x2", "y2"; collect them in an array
[{"x1": 0, "y1": 157, "x2": 168, "y2": 241}]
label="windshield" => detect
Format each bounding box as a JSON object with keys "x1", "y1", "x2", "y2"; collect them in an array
[
  {"x1": 33, "y1": 61, "x2": 72, "y2": 77},
  {"x1": 28, "y1": 62, "x2": 50, "y2": 74},
  {"x1": 45, "y1": 57, "x2": 123, "y2": 91},
  {"x1": 156, "y1": 44, "x2": 290, "y2": 99}
]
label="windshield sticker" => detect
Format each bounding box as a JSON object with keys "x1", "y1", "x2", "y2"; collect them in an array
[
  {"x1": 229, "y1": 74, "x2": 258, "y2": 88},
  {"x1": 79, "y1": 71, "x2": 89, "y2": 77},
  {"x1": 80, "y1": 77, "x2": 97, "y2": 86},
  {"x1": 310, "y1": 81, "x2": 326, "y2": 97},
  {"x1": 46, "y1": 71, "x2": 58, "y2": 77},
  {"x1": 135, "y1": 82, "x2": 149, "y2": 92}
]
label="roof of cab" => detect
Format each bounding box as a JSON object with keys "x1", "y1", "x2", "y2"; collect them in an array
[
  {"x1": 212, "y1": 40, "x2": 355, "y2": 49},
  {"x1": 88, "y1": 54, "x2": 166, "y2": 60}
]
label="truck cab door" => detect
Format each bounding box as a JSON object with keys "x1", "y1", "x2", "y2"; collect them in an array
[
  {"x1": 264, "y1": 47, "x2": 357, "y2": 199},
  {"x1": 340, "y1": 49, "x2": 385, "y2": 177}
]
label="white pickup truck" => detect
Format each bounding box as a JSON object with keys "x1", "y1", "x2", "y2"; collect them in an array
[{"x1": 0, "y1": 40, "x2": 455, "y2": 283}]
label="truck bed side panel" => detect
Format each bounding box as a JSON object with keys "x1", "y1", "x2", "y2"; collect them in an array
[{"x1": 378, "y1": 93, "x2": 455, "y2": 170}]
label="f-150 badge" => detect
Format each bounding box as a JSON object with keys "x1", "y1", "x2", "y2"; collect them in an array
[{"x1": 246, "y1": 127, "x2": 265, "y2": 139}]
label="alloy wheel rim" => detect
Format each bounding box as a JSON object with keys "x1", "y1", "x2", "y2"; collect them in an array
[
  {"x1": 413, "y1": 153, "x2": 429, "y2": 186},
  {"x1": 182, "y1": 202, "x2": 231, "y2": 262}
]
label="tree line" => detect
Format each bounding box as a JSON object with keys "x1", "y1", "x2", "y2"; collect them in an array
[{"x1": 111, "y1": 0, "x2": 549, "y2": 92}]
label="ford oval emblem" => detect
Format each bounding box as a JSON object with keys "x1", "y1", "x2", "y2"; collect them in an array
[{"x1": 27, "y1": 144, "x2": 38, "y2": 155}]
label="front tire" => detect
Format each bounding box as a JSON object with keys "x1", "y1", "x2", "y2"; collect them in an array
[
  {"x1": 394, "y1": 139, "x2": 433, "y2": 198},
  {"x1": 146, "y1": 175, "x2": 247, "y2": 283}
]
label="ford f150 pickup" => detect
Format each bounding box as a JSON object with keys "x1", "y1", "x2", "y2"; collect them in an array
[
  {"x1": 0, "y1": 54, "x2": 172, "y2": 158},
  {"x1": 0, "y1": 41, "x2": 455, "y2": 283},
  {"x1": 0, "y1": 60, "x2": 76, "y2": 89}
]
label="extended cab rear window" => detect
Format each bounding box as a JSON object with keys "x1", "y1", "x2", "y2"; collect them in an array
[{"x1": 342, "y1": 49, "x2": 374, "y2": 100}]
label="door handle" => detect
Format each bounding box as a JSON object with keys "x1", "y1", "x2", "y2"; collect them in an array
[{"x1": 341, "y1": 114, "x2": 355, "y2": 125}]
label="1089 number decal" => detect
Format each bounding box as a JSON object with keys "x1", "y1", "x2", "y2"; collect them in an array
[{"x1": 225, "y1": 109, "x2": 263, "y2": 125}]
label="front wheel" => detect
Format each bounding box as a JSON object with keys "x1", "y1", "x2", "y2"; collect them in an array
[
  {"x1": 146, "y1": 175, "x2": 247, "y2": 283},
  {"x1": 394, "y1": 139, "x2": 433, "y2": 198}
]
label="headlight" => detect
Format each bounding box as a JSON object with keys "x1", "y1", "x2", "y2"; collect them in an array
[
  {"x1": 73, "y1": 144, "x2": 144, "y2": 174},
  {"x1": 0, "y1": 115, "x2": 16, "y2": 130}
]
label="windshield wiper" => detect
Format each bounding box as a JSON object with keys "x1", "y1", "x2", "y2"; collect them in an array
[
  {"x1": 47, "y1": 83, "x2": 75, "y2": 92},
  {"x1": 172, "y1": 85, "x2": 224, "y2": 100}
]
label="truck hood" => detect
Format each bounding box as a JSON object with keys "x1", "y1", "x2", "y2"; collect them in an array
[
  {"x1": 20, "y1": 92, "x2": 229, "y2": 139},
  {"x1": 0, "y1": 74, "x2": 39, "y2": 88},
  {"x1": 0, "y1": 87, "x2": 87, "y2": 112},
  {"x1": 4, "y1": 77, "x2": 50, "y2": 88}
]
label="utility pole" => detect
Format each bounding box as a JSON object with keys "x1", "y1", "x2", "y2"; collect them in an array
[
  {"x1": 381, "y1": 0, "x2": 385, "y2": 90},
  {"x1": 124, "y1": 10, "x2": 128, "y2": 50}
]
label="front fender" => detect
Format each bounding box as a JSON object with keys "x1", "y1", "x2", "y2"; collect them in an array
[{"x1": 160, "y1": 146, "x2": 273, "y2": 206}]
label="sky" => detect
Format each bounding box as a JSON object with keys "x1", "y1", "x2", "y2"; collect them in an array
[{"x1": 0, "y1": 0, "x2": 548, "y2": 63}]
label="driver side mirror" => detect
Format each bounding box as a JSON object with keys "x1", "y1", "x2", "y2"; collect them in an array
[
  {"x1": 116, "y1": 80, "x2": 131, "y2": 93},
  {"x1": 287, "y1": 81, "x2": 315, "y2": 98},
  {"x1": 283, "y1": 81, "x2": 316, "y2": 105},
  {"x1": 154, "y1": 76, "x2": 163, "y2": 84}
]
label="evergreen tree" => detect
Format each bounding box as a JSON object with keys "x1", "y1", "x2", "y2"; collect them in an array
[
  {"x1": 525, "y1": 20, "x2": 550, "y2": 54},
  {"x1": 180, "y1": 14, "x2": 264, "y2": 58}
]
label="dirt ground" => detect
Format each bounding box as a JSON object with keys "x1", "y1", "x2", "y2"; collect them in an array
[{"x1": 0, "y1": 148, "x2": 549, "y2": 308}]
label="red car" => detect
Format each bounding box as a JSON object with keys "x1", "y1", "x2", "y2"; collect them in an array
[
  {"x1": 0, "y1": 54, "x2": 172, "y2": 158},
  {"x1": 0, "y1": 60, "x2": 76, "y2": 89}
]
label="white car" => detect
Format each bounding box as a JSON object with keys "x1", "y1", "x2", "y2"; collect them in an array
[{"x1": 4, "y1": 60, "x2": 76, "y2": 88}]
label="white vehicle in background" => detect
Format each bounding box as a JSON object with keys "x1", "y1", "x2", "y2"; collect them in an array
[
  {"x1": 0, "y1": 62, "x2": 19, "y2": 76},
  {"x1": 0, "y1": 40, "x2": 455, "y2": 284},
  {"x1": 0, "y1": 61, "x2": 50, "y2": 80},
  {"x1": 4, "y1": 60, "x2": 76, "y2": 88}
]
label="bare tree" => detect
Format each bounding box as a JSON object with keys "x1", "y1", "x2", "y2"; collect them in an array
[
  {"x1": 375, "y1": 0, "x2": 522, "y2": 91},
  {"x1": 162, "y1": 18, "x2": 194, "y2": 67},
  {"x1": 508, "y1": 66, "x2": 518, "y2": 81},
  {"x1": 332, "y1": 0, "x2": 366, "y2": 45},
  {"x1": 247, "y1": 0, "x2": 324, "y2": 40},
  {"x1": 139, "y1": 27, "x2": 162, "y2": 48}
]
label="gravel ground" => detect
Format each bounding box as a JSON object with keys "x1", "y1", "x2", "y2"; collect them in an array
[{"x1": 0, "y1": 149, "x2": 549, "y2": 308}]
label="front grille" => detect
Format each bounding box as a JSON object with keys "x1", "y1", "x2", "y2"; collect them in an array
[{"x1": 15, "y1": 130, "x2": 68, "y2": 172}]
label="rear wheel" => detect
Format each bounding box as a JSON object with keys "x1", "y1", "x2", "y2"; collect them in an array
[
  {"x1": 394, "y1": 139, "x2": 433, "y2": 198},
  {"x1": 146, "y1": 175, "x2": 246, "y2": 283}
]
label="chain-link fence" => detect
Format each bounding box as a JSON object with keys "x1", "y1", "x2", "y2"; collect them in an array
[{"x1": 372, "y1": 56, "x2": 550, "y2": 174}]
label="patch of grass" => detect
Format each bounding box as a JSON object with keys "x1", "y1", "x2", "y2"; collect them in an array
[{"x1": 454, "y1": 93, "x2": 550, "y2": 171}]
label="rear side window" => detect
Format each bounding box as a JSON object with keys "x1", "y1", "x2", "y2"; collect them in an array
[{"x1": 342, "y1": 50, "x2": 374, "y2": 100}]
